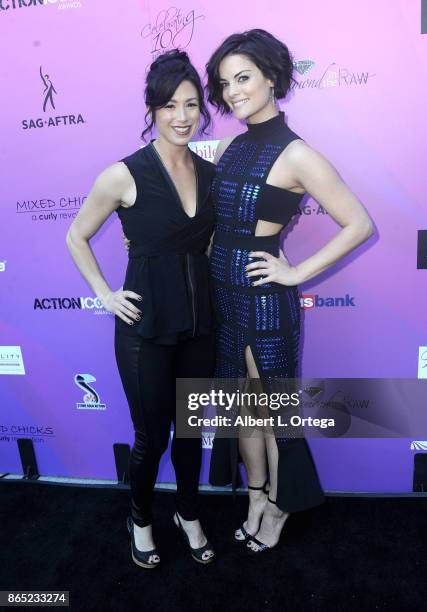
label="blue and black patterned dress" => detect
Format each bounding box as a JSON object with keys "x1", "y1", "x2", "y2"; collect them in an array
[{"x1": 209, "y1": 112, "x2": 324, "y2": 512}]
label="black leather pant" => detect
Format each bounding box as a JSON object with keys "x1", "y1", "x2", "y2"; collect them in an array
[{"x1": 114, "y1": 330, "x2": 215, "y2": 527}]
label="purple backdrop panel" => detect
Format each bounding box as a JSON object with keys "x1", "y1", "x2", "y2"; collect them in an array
[{"x1": 1, "y1": 0, "x2": 426, "y2": 491}]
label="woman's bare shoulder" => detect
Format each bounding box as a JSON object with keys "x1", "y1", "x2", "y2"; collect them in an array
[{"x1": 89, "y1": 161, "x2": 134, "y2": 198}]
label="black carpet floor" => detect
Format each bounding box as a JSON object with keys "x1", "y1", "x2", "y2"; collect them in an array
[{"x1": 1, "y1": 480, "x2": 426, "y2": 611}]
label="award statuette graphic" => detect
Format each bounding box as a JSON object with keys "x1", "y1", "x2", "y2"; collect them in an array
[{"x1": 40, "y1": 66, "x2": 57, "y2": 112}]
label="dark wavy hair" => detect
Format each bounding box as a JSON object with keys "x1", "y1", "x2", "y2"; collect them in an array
[
  {"x1": 141, "y1": 49, "x2": 211, "y2": 140},
  {"x1": 206, "y1": 29, "x2": 295, "y2": 115}
]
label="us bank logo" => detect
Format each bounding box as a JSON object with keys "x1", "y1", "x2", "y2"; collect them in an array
[
  {"x1": 0, "y1": 0, "x2": 82, "y2": 13},
  {"x1": 300, "y1": 294, "x2": 356, "y2": 309},
  {"x1": 75, "y1": 374, "x2": 106, "y2": 411},
  {"x1": 292, "y1": 59, "x2": 375, "y2": 89},
  {"x1": 21, "y1": 66, "x2": 86, "y2": 130}
]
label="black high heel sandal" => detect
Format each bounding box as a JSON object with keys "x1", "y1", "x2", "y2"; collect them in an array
[
  {"x1": 246, "y1": 497, "x2": 288, "y2": 555},
  {"x1": 173, "y1": 513, "x2": 215, "y2": 565},
  {"x1": 126, "y1": 516, "x2": 161, "y2": 569},
  {"x1": 234, "y1": 480, "x2": 269, "y2": 542}
]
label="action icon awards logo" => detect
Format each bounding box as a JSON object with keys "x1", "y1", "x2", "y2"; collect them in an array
[
  {"x1": 21, "y1": 66, "x2": 86, "y2": 131},
  {"x1": 0, "y1": 346, "x2": 25, "y2": 375},
  {"x1": 292, "y1": 59, "x2": 375, "y2": 90},
  {"x1": 75, "y1": 374, "x2": 106, "y2": 410},
  {"x1": 0, "y1": 0, "x2": 82, "y2": 14},
  {"x1": 34, "y1": 295, "x2": 111, "y2": 315},
  {"x1": 0, "y1": 260, "x2": 6, "y2": 272}
]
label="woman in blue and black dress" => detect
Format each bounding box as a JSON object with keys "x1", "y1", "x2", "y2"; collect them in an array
[{"x1": 206, "y1": 29, "x2": 374, "y2": 553}]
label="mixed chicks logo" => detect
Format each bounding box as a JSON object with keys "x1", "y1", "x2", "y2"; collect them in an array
[
  {"x1": 21, "y1": 66, "x2": 85, "y2": 130},
  {"x1": 16, "y1": 195, "x2": 87, "y2": 223}
]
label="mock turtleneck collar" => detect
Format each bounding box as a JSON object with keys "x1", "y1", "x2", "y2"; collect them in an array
[{"x1": 246, "y1": 111, "x2": 285, "y2": 138}]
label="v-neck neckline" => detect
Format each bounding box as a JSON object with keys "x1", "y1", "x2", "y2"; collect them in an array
[{"x1": 149, "y1": 141, "x2": 199, "y2": 220}]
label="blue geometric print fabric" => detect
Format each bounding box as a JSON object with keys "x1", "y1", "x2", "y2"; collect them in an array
[{"x1": 210, "y1": 118, "x2": 302, "y2": 380}]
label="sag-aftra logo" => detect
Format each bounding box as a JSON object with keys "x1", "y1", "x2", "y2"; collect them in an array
[{"x1": 21, "y1": 66, "x2": 86, "y2": 131}]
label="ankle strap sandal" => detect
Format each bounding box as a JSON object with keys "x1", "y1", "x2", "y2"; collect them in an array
[
  {"x1": 247, "y1": 479, "x2": 269, "y2": 495},
  {"x1": 234, "y1": 479, "x2": 269, "y2": 543}
]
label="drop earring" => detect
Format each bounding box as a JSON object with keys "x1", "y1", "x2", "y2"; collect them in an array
[{"x1": 270, "y1": 86, "x2": 275, "y2": 103}]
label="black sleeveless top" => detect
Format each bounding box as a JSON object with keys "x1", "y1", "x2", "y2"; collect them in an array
[{"x1": 116, "y1": 142, "x2": 216, "y2": 344}]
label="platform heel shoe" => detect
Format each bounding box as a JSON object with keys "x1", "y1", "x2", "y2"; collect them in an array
[
  {"x1": 246, "y1": 497, "x2": 289, "y2": 555},
  {"x1": 126, "y1": 516, "x2": 161, "y2": 569},
  {"x1": 173, "y1": 513, "x2": 215, "y2": 564},
  {"x1": 234, "y1": 480, "x2": 269, "y2": 542}
]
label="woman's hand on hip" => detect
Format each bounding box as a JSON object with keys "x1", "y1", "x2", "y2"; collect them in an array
[
  {"x1": 101, "y1": 288, "x2": 142, "y2": 325},
  {"x1": 122, "y1": 232, "x2": 130, "y2": 252},
  {"x1": 245, "y1": 250, "x2": 300, "y2": 287}
]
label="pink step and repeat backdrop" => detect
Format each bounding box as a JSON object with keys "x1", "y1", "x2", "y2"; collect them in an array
[{"x1": 1, "y1": 0, "x2": 426, "y2": 491}]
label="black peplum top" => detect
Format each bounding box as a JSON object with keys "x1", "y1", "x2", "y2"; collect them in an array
[{"x1": 115, "y1": 142, "x2": 216, "y2": 345}]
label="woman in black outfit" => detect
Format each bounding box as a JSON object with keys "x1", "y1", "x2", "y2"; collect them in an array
[{"x1": 66, "y1": 51, "x2": 216, "y2": 567}]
